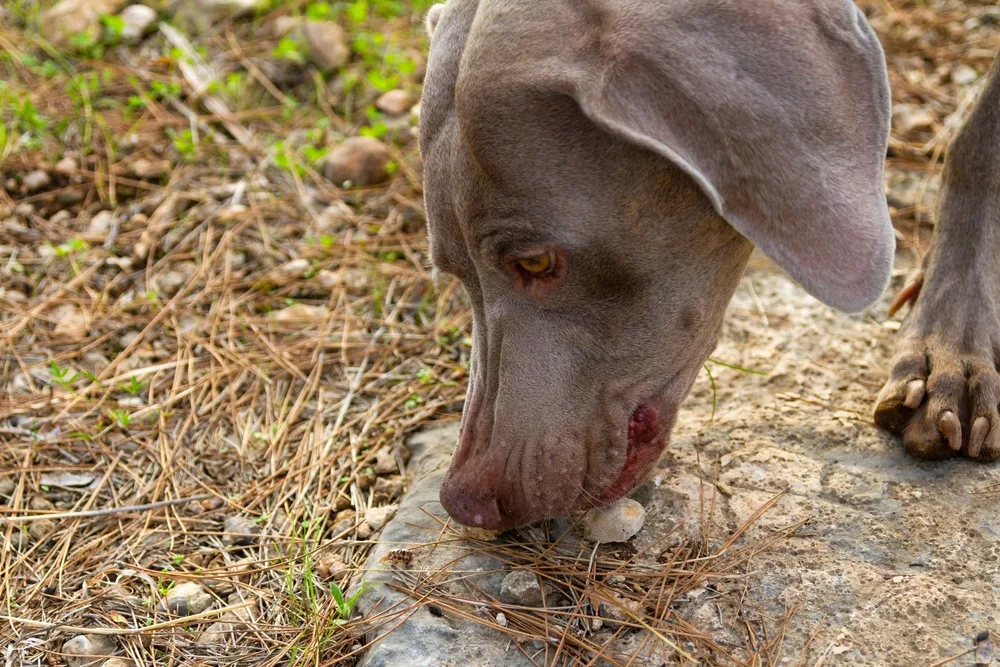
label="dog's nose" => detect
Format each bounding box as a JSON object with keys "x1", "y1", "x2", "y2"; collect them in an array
[{"x1": 439, "y1": 476, "x2": 506, "y2": 530}]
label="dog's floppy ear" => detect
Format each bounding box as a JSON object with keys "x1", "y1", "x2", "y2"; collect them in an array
[{"x1": 570, "y1": 0, "x2": 893, "y2": 312}]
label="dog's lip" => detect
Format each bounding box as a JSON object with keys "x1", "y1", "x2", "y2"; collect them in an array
[{"x1": 591, "y1": 402, "x2": 671, "y2": 506}]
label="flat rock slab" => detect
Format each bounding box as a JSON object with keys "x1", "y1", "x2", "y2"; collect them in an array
[
  {"x1": 355, "y1": 427, "x2": 535, "y2": 667},
  {"x1": 358, "y1": 256, "x2": 1000, "y2": 666}
]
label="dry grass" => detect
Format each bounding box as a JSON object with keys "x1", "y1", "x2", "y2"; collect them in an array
[
  {"x1": 0, "y1": 0, "x2": 998, "y2": 664},
  {"x1": 372, "y1": 493, "x2": 806, "y2": 666}
]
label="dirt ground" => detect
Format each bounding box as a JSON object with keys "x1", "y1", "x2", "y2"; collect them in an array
[{"x1": 663, "y1": 253, "x2": 1000, "y2": 665}]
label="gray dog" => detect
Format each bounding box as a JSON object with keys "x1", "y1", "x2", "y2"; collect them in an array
[{"x1": 418, "y1": 0, "x2": 999, "y2": 531}]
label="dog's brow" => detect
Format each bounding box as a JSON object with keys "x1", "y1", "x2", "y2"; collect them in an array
[{"x1": 472, "y1": 223, "x2": 541, "y2": 258}]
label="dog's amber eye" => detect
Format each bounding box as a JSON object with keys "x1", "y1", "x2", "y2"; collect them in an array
[{"x1": 515, "y1": 252, "x2": 554, "y2": 276}]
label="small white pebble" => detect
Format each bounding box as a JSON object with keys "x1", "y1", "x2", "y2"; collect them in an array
[
  {"x1": 582, "y1": 498, "x2": 646, "y2": 544},
  {"x1": 496, "y1": 612, "x2": 507, "y2": 627}
]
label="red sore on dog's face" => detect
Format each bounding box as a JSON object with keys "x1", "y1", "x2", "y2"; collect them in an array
[{"x1": 419, "y1": 5, "x2": 754, "y2": 531}]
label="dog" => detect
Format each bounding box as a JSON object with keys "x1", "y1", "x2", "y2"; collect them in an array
[{"x1": 417, "y1": 0, "x2": 1000, "y2": 531}]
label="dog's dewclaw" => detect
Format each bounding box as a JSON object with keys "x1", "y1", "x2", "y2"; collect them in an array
[{"x1": 582, "y1": 498, "x2": 646, "y2": 544}]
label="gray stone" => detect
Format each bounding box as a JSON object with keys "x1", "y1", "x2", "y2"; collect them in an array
[
  {"x1": 952, "y1": 64, "x2": 979, "y2": 85},
  {"x1": 23, "y1": 170, "x2": 51, "y2": 193},
  {"x1": 373, "y1": 449, "x2": 399, "y2": 475},
  {"x1": 302, "y1": 21, "x2": 349, "y2": 71},
  {"x1": 41, "y1": 0, "x2": 125, "y2": 47},
  {"x1": 87, "y1": 210, "x2": 114, "y2": 236},
  {"x1": 892, "y1": 103, "x2": 935, "y2": 134},
  {"x1": 321, "y1": 137, "x2": 393, "y2": 188},
  {"x1": 27, "y1": 519, "x2": 55, "y2": 542},
  {"x1": 54, "y1": 156, "x2": 79, "y2": 175},
  {"x1": 375, "y1": 89, "x2": 412, "y2": 116},
  {"x1": 129, "y1": 158, "x2": 170, "y2": 180},
  {"x1": 102, "y1": 659, "x2": 135, "y2": 667},
  {"x1": 222, "y1": 515, "x2": 260, "y2": 546},
  {"x1": 356, "y1": 424, "x2": 533, "y2": 667},
  {"x1": 500, "y1": 569, "x2": 551, "y2": 607},
  {"x1": 160, "y1": 581, "x2": 214, "y2": 616},
  {"x1": 119, "y1": 4, "x2": 157, "y2": 41},
  {"x1": 61, "y1": 634, "x2": 117, "y2": 667},
  {"x1": 363, "y1": 504, "x2": 397, "y2": 532}
]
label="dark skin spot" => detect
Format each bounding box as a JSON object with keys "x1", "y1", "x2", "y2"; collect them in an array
[{"x1": 681, "y1": 308, "x2": 700, "y2": 332}]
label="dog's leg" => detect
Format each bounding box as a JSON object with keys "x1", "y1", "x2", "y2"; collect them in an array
[{"x1": 875, "y1": 55, "x2": 1000, "y2": 460}]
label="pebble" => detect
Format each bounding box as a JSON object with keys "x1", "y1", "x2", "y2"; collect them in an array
[
  {"x1": 160, "y1": 581, "x2": 214, "y2": 616},
  {"x1": 459, "y1": 526, "x2": 502, "y2": 541},
  {"x1": 376, "y1": 89, "x2": 412, "y2": 116},
  {"x1": 23, "y1": 170, "x2": 51, "y2": 193},
  {"x1": 61, "y1": 634, "x2": 117, "y2": 667},
  {"x1": 358, "y1": 470, "x2": 374, "y2": 491},
  {"x1": 271, "y1": 303, "x2": 329, "y2": 322},
  {"x1": 201, "y1": 496, "x2": 225, "y2": 511},
  {"x1": 318, "y1": 268, "x2": 368, "y2": 293},
  {"x1": 272, "y1": 15, "x2": 302, "y2": 38},
  {"x1": 41, "y1": 0, "x2": 125, "y2": 47},
  {"x1": 373, "y1": 449, "x2": 399, "y2": 475},
  {"x1": 198, "y1": 619, "x2": 234, "y2": 644},
  {"x1": 28, "y1": 519, "x2": 56, "y2": 542},
  {"x1": 363, "y1": 504, "x2": 397, "y2": 532},
  {"x1": 302, "y1": 21, "x2": 349, "y2": 71},
  {"x1": 87, "y1": 210, "x2": 115, "y2": 236},
  {"x1": 54, "y1": 156, "x2": 79, "y2": 175},
  {"x1": 48, "y1": 211, "x2": 72, "y2": 226},
  {"x1": 83, "y1": 347, "x2": 111, "y2": 370},
  {"x1": 272, "y1": 258, "x2": 311, "y2": 284},
  {"x1": 197, "y1": 594, "x2": 253, "y2": 644},
  {"x1": 500, "y1": 570, "x2": 552, "y2": 607},
  {"x1": 52, "y1": 304, "x2": 89, "y2": 340},
  {"x1": 129, "y1": 158, "x2": 171, "y2": 180},
  {"x1": 332, "y1": 509, "x2": 357, "y2": 536},
  {"x1": 321, "y1": 137, "x2": 393, "y2": 188},
  {"x1": 0, "y1": 477, "x2": 14, "y2": 496},
  {"x1": 155, "y1": 269, "x2": 188, "y2": 297},
  {"x1": 222, "y1": 516, "x2": 260, "y2": 546},
  {"x1": 581, "y1": 498, "x2": 646, "y2": 544},
  {"x1": 892, "y1": 103, "x2": 935, "y2": 134},
  {"x1": 952, "y1": 64, "x2": 979, "y2": 86},
  {"x1": 315, "y1": 552, "x2": 350, "y2": 582},
  {"x1": 598, "y1": 592, "x2": 642, "y2": 628},
  {"x1": 373, "y1": 476, "x2": 404, "y2": 501},
  {"x1": 119, "y1": 4, "x2": 157, "y2": 42},
  {"x1": 40, "y1": 471, "x2": 96, "y2": 488},
  {"x1": 102, "y1": 659, "x2": 135, "y2": 667}
]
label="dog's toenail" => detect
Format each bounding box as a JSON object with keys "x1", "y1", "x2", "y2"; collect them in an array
[
  {"x1": 937, "y1": 411, "x2": 962, "y2": 452},
  {"x1": 904, "y1": 380, "x2": 925, "y2": 409}
]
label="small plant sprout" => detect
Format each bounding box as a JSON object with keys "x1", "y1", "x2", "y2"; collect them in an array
[
  {"x1": 120, "y1": 375, "x2": 148, "y2": 396},
  {"x1": 330, "y1": 580, "x2": 370, "y2": 625},
  {"x1": 48, "y1": 360, "x2": 80, "y2": 390},
  {"x1": 109, "y1": 409, "x2": 133, "y2": 429}
]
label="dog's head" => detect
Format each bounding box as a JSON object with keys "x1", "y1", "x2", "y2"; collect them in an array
[{"x1": 420, "y1": 0, "x2": 893, "y2": 530}]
